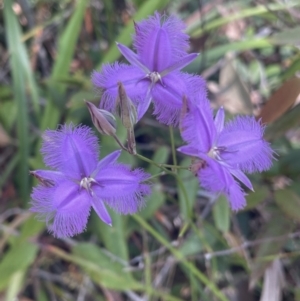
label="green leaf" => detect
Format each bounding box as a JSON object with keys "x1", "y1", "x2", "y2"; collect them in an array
[
  {"x1": 246, "y1": 185, "x2": 269, "y2": 210},
  {"x1": 148, "y1": 146, "x2": 170, "y2": 175},
  {"x1": 178, "y1": 158, "x2": 199, "y2": 219},
  {"x1": 186, "y1": 39, "x2": 271, "y2": 73},
  {"x1": 91, "y1": 212, "x2": 129, "y2": 261},
  {"x1": 0, "y1": 154, "x2": 19, "y2": 191},
  {"x1": 4, "y1": 0, "x2": 32, "y2": 200},
  {"x1": 0, "y1": 242, "x2": 38, "y2": 291},
  {"x1": 270, "y1": 27, "x2": 300, "y2": 46},
  {"x1": 180, "y1": 224, "x2": 218, "y2": 257},
  {"x1": 140, "y1": 184, "x2": 165, "y2": 219},
  {"x1": 5, "y1": 270, "x2": 25, "y2": 301},
  {"x1": 71, "y1": 243, "x2": 141, "y2": 290},
  {"x1": 3, "y1": 0, "x2": 39, "y2": 116},
  {"x1": 213, "y1": 195, "x2": 230, "y2": 233},
  {"x1": 282, "y1": 54, "x2": 300, "y2": 81},
  {"x1": 275, "y1": 188, "x2": 300, "y2": 222},
  {"x1": 51, "y1": 2, "x2": 87, "y2": 79},
  {"x1": 278, "y1": 149, "x2": 300, "y2": 178},
  {"x1": 19, "y1": 215, "x2": 45, "y2": 240},
  {"x1": 188, "y1": 1, "x2": 300, "y2": 38},
  {"x1": 0, "y1": 97, "x2": 17, "y2": 132},
  {"x1": 41, "y1": 0, "x2": 87, "y2": 131}
]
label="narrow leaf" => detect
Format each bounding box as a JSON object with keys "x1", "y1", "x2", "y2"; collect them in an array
[
  {"x1": 0, "y1": 242, "x2": 38, "y2": 290},
  {"x1": 178, "y1": 158, "x2": 199, "y2": 219},
  {"x1": 213, "y1": 195, "x2": 230, "y2": 233},
  {"x1": 270, "y1": 26, "x2": 300, "y2": 46},
  {"x1": 4, "y1": 1, "x2": 30, "y2": 200},
  {"x1": 41, "y1": 0, "x2": 87, "y2": 131},
  {"x1": 275, "y1": 188, "x2": 300, "y2": 222}
]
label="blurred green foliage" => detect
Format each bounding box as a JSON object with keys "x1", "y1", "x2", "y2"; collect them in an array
[{"x1": 1, "y1": 0, "x2": 300, "y2": 300}]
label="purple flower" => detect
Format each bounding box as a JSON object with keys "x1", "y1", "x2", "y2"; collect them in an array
[
  {"x1": 178, "y1": 99, "x2": 274, "y2": 210},
  {"x1": 92, "y1": 12, "x2": 206, "y2": 125},
  {"x1": 30, "y1": 124, "x2": 151, "y2": 238}
]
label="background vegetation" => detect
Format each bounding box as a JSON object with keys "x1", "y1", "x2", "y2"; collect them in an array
[{"x1": 1, "y1": 0, "x2": 300, "y2": 300}]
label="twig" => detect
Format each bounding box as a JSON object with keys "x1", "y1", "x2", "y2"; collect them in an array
[
  {"x1": 77, "y1": 275, "x2": 91, "y2": 301},
  {"x1": 153, "y1": 256, "x2": 176, "y2": 288},
  {"x1": 202, "y1": 231, "x2": 300, "y2": 260},
  {"x1": 200, "y1": 194, "x2": 219, "y2": 219},
  {"x1": 0, "y1": 208, "x2": 26, "y2": 223},
  {"x1": 125, "y1": 290, "x2": 145, "y2": 301}
]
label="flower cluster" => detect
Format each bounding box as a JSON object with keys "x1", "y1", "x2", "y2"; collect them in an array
[{"x1": 31, "y1": 12, "x2": 274, "y2": 237}]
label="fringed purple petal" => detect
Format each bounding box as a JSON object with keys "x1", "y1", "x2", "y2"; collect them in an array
[
  {"x1": 197, "y1": 155, "x2": 232, "y2": 193},
  {"x1": 214, "y1": 107, "x2": 225, "y2": 134},
  {"x1": 91, "y1": 150, "x2": 122, "y2": 177},
  {"x1": 181, "y1": 98, "x2": 216, "y2": 152},
  {"x1": 197, "y1": 155, "x2": 246, "y2": 211},
  {"x1": 91, "y1": 196, "x2": 112, "y2": 226},
  {"x1": 137, "y1": 80, "x2": 154, "y2": 120},
  {"x1": 93, "y1": 164, "x2": 151, "y2": 214},
  {"x1": 31, "y1": 181, "x2": 92, "y2": 238},
  {"x1": 116, "y1": 43, "x2": 149, "y2": 73},
  {"x1": 217, "y1": 116, "x2": 274, "y2": 173},
  {"x1": 133, "y1": 12, "x2": 189, "y2": 71},
  {"x1": 160, "y1": 53, "x2": 199, "y2": 77},
  {"x1": 92, "y1": 63, "x2": 148, "y2": 112},
  {"x1": 226, "y1": 183, "x2": 247, "y2": 211},
  {"x1": 152, "y1": 72, "x2": 205, "y2": 126},
  {"x1": 177, "y1": 145, "x2": 200, "y2": 157},
  {"x1": 42, "y1": 124, "x2": 99, "y2": 178},
  {"x1": 30, "y1": 170, "x2": 65, "y2": 186},
  {"x1": 31, "y1": 185, "x2": 56, "y2": 223},
  {"x1": 226, "y1": 166, "x2": 254, "y2": 191}
]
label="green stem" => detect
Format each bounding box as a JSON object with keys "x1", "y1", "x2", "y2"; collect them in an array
[
  {"x1": 160, "y1": 163, "x2": 189, "y2": 170},
  {"x1": 133, "y1": 215, "x2": 229, "y2": 301},
  {"x1": 135, "y1": 153, "x2": 192, "y2": 218},
  {"x1": 135, "y1": 153, "x2": 172, "y2": 174},
  {"x1": 146, "y1": 172, "x2": 166, "y2": 181},
  {"x1": 169, "y1": 126, "x2": 177, "y2": 173}
]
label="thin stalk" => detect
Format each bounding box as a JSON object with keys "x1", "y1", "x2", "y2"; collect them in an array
[
  {"x1": 135, "y1": 153, "x2": 192, "y2": 218},
  {"x1": 169, "y1": 126, "x2": 177, "y2": 173},
  {"x1": 146, "y1": 172, "x2": 166, "y2": 181},
  {"x1": 135, "y1": 153, "x2": 172, "y2": 175},
  {"x1": 160, "y1": 163, "x2": 189, "y2": 170},
  {"x1": 142, "y1": 230, "x2": 152, "y2": 298},
  {"x1": 133, "y1": 215, "x2": 230, "y2": 301}
]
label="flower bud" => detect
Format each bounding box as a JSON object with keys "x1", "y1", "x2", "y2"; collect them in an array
[
  {"x1": 117, "y1": 82, "x2": 137, "y2": 129},
  {"x1": 85, "y1": 101, "x2": 117, "y2": 136},
  {"x1": 127, "y1": 128, "x2": 136, "y2": 155}
]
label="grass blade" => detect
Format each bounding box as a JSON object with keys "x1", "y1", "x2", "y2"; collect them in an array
[
  {"x1": 4, "y1": 0, "x2": 31, "y2": 200},
  {"x1": 41, "y1": 0, "x2": 87, "y2": 131}
]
